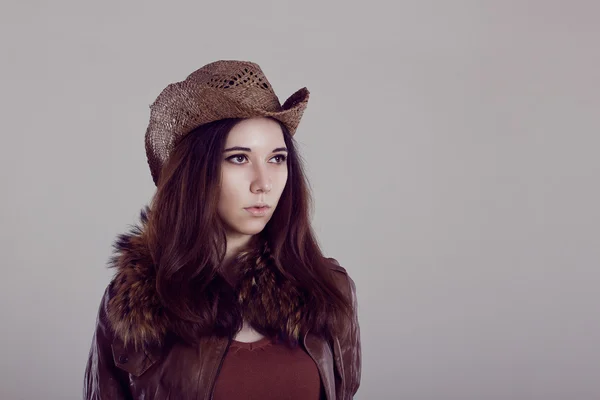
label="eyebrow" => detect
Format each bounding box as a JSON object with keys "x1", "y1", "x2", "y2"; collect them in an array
[{"x1": 223, "y1": 146, "x2": 288, "y2": 153}]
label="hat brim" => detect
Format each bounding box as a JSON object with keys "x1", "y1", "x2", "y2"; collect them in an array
[{"x1": 144, "y1": 83, "x2": 309, "y2": 184}]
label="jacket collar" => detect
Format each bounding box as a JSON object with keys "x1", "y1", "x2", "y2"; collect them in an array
[{"x1": 105, "y1": 206, "x2": 311, "y2": 350}]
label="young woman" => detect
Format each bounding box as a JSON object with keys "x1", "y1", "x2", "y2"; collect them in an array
[{"x1": 83, "y1": 60, "x2": 361, "y2": 400}]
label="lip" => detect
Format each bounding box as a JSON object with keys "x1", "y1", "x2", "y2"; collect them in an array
[{"x1": 244, "y1": 205, "x2": 270, "y2": 216}]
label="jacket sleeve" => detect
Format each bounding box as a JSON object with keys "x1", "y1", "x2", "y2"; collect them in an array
[
  {"x1": 83, "y1": 286, "x2": 132, "y2": 400},
  {"x1": 328, "y1": 257, "x2": 362, "y2": 400},
  {"x1": 342, "y1": 274, "x2": 362, "y2": 398}
]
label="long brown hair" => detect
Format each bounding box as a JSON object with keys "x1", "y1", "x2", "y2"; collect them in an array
[{"x1": 142, "y1": 118, "x2": 352, "y2": 345}]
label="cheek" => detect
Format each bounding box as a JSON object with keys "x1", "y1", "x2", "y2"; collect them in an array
[
  {"x1": 217, "y1": 189, "x2": 242, "y2": 228},
  {"x1": 275, "y1": 169, "x2": 288, "y2": 195},
  {"x1": 219, "y1": 184, "x2": 241, "y2": 210},
  {"x1": 218, "y1": 171, "x2": 243, "y2": 213}
]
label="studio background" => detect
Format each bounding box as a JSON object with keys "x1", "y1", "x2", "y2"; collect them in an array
[{"x1": 1, "y1": 1, "x2": 599, "y2": 399}]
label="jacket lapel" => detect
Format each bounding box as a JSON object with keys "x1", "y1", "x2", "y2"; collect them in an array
[
  {"x1": 197, "y1": 336, "x2": 230, "y2": 400},
  {"x1": 303, "y1": 332, "x2": 335, "y2": 400}
]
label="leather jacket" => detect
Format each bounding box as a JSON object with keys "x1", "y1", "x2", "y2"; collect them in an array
[{"x1": 83, "y1": 260, "x2": 361, "y2": 400}]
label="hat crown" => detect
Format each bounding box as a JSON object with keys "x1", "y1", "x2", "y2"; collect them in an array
[{"x1": 184, "y1": 60, "x2": 279, "y2": 110}]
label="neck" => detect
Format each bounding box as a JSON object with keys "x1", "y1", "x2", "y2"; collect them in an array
[
  {"x1": 223, "y1": 234, "x2": 253, "y2": 264},
  {"x1": 220, "y1": 233, "x2": 262, "y2": 286}
]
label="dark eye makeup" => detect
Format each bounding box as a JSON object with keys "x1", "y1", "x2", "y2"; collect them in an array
[{"x1": 225, "y1": 154, "x2": 287, "y2": 164}]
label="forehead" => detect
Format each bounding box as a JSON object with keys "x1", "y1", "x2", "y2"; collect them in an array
[{"x1": 226, "y1": 117, "x2": 285, "y2": 146}]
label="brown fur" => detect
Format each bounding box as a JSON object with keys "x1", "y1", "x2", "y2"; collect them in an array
[{"x1": 105, "y1": 207, "x2": 334, "y2": 350}]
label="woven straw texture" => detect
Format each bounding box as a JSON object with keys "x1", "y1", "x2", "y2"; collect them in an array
[{"x1": 144, "y1": 60, "x2": 310, "y2": 185}]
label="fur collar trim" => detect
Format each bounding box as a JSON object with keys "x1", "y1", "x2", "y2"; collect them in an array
[{"x1": 105, "y1": 207, "x2": 314, "y2": 350}]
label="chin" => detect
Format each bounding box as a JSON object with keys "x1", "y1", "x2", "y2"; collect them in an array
[{"x1": 232, "y1": 221, "x2": 268, "y2": 236}]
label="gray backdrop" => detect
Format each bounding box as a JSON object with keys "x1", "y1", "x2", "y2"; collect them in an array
[{"x1": 1, "y1": 1, "x2": 599, "y2": 399}]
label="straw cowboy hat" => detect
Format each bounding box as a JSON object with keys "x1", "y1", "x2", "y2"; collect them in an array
[{"x1": 144, "y1": 60, "x2": 310, "y2": 185}]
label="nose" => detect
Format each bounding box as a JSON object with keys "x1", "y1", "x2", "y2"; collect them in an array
[{"x1": 250, "y1": 165, "x2": 272, "y2": 194}]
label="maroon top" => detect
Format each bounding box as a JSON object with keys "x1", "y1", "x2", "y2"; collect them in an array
[{"x1": 212, "y1": 336, "x2": 323, "y2": 400}]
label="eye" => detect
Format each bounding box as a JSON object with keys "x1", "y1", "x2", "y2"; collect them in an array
[
  {"x1": 226, "y1": 154, "x2": 248, "y2": 164},
  {"x1": 270, "y1": 154, "x2": 287, "y2": 164}
]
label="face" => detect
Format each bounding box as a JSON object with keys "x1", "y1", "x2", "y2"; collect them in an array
[{"x1": 217, "y1": 117, "x2": 288, "y2": 243}]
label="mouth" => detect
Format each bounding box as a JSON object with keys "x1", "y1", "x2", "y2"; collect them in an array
[{"x1": 244, "y1": 205, "x2": 270, "y2": 216}]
